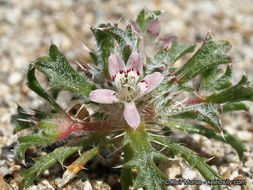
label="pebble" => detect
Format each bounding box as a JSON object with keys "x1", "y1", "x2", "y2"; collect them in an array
[
  {"x1": 237, "y1": 130, "x2": 253, "y2": 141},
  {"x1": 193, "y1": 1, "x2": 218, "y2": 16},
  {"x1": 182, "y1": 167, "x2": 197, "y2": 180},
  {"x1": 83, "y1": 180, "x2": 92, "y2": 190},
  {"x1": 199, "y1": 185, "x2": 211, "y2": 190},
  {"x1": 245, "y1": 159, "x2": 253, "y2": 170},
  {"x1": 0, "y1": 165, "x2": 12, "y2": 176},
  {"x1": 8, "y1": 72, "x2": 23, "y2": 86},
  {"x1": 166, "y1": 164, "x2": 181, "y2": 179},
  {"x1": 0, "y1": 83, "x2": 10, "y2": 97},
  {"x1": 225, "y1": 151, "x2": 237, "y2": 163}
]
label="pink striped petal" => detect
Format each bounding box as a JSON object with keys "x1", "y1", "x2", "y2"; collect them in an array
[
  {"x1": 126, "y1": 52, "x2": 143, "y2": 75},
  {"x1": 108, "y1": 54, "x2": 125, "y2": 80},
  {"x1": 123, "y1": 102, "x2": 140, "y2": 130},
  {"x1": 137, "y1": 72, "x2": 164, "y2": 98},
  {"x1": 147, "y1": 19, "x2": 160, "y2": 36},
  {"x1": 89, "y1": 89, "x2": 119, "y2": 104}
]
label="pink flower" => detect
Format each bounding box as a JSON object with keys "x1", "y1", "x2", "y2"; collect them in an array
[{"x1": 89, "y1": 52, "x2": 164, "y2": 130}]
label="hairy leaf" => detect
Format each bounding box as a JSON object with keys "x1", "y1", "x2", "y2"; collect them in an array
[
  {"x1": 121, "y1": 145, "x2": 133, "y2": 190},
  {"x1": 34, "y1": 45, "x2": 95, "y2": 98},
  {"x1": 21, "y1": 145, "x2": 82, "y2": 189},
  {"x1": 91, "y1": 26, "x2": 115, "y2": 77},
  {"x1": 153, "y1": 136, "x2": 222, "y2": 190},
  {"x1": 14, "y1": 116, "x2": 64, "y2": 161},
  {"x1": 103, "y1": 27, "x2": 137, "y2": 63},
  {"x1": 11, "y1": 105, "x2": 35, "y2": 133},
  {"x1": 206, "y1": 75, "x2": 253, "y2": 103},
  {"x1": 219, "y1": 102, "x2": 249, "y2": 113},
  {"x1": 165, "y1": 103, "x2": 222, "y2": 132},
  {"x1": 15, "y1": 134, "x2": 55, "y2": 161},
  {"x1": 27, "y1": 65, "x2": 61, "y2": 110},
  {"x1": 146, "y1": 41, "x2": 195, "y2": 74},
  {"x1": 159, "y1": 120, "x2": 247, "y2": 160},
  {"x1": 202, "y1": 65, "x2": 232, "y2": 92},
  {"x1": 123, "y1": 123, "x2": 167, "y2": 190},
  {"x1": 20, "y1": 136, "x2": 92, "y2": 189},
  {"x1": 175, "y1": 33, "x2": 231, "y2": 85},
  {"x1": 166, "y1": 41, "x2": 195, "y2": 66}
]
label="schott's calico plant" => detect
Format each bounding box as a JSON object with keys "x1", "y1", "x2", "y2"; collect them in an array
[{"x1": 12, "y1": 10, "x2": 253, "y2": 190}]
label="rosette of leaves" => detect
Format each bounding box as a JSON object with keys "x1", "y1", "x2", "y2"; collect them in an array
[{"x1": 12, "y1": 10, "x2": 253, "y2": 190}]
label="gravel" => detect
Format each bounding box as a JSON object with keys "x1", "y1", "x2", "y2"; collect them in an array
[{"x1": 0, "y1": 0, "x2": 253, "y2": 189}]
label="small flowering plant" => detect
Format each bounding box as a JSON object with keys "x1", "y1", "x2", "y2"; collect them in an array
[{"x1": 12, "y1": 10, "x2": 253, "y2": 190}]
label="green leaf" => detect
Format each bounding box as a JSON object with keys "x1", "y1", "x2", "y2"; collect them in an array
[
  {"x1": 21, "y1": 145, "x2": 83, "y2": 189},
  {"x1": 175, "y1": 33, "x2": 231, "y2": 85},
  {"x1": 20, "y1": 136, "x2": 92, "y2": 189},
  {"x1": 146, "y1": 41, "x2": 195, "y2": 74},
  {"x1": 91, "y1": 27, "x2": 115, "y2": 77},
  {"x1": 219, "y1": 102, "x2": 249, "y2": 113},
  {"x1": 202, "y1": 65, "x2": 232, "y2": 92},
  {"x1": 34, "y1": 44, "x2": 95, "y2": 98},
  {"x1": 136, "y1": 10, "x2": 161, "y2": 32},
  {"x1": 123, "y1": 123, "x2": 167, "y2": 190},
  {"x1": 153, "y1": 136, "x2": 222, "y2": 190},
  {"x1": 165, "y1": 103, "x2": 222, "y2": 132},
  {"x1": 90, "y1": 50, "x2": 100, "y2": 66},
  {"x1": 27, "y1": 65, "x2": 61, "y2": 110},
  {"x1": 11, "y1": 105, "x2": 35, "y2": 133},
  {"x1": 121, "y1": 145, "x2": 133, "y2": 190},
  {"x1": 14, "y1": 115, "x2": 63, "y2": 161},
  {"x1": 206, "y1": 75, "x2": 253, "y2": 103},
  {"x1": 159, "y1": 120, "x2": 247, "y2": 160},
  {"x1": 165, "y1": 41, "x2": 195, "y2": 66},
  {"x1": 14, "y1": 134, "x2": 55, "y2": 161},
  {"x1": 103, "y1": 27, "x2": 137, "y2": 63}
]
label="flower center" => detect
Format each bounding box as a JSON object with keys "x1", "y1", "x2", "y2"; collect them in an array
[{"x1": 114, "y1": 70, "x2": 140, "y2": 102}]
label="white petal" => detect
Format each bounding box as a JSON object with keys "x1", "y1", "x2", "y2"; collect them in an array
[
  {"x1": 126, "y1": 52, "x2": 143, "y2": 75},
  {"x1": 108, "y1": 54, "x2": 125, "y2": 80},
  {"x1": 123, "y1": 102, "x2": 140, "y2": 130},
  {"x1": 89, "y1": 89, "x2": 119, "y2": 104},
  {"x1": 137, "y1": 72, "x2": 164, "y2": 98}
]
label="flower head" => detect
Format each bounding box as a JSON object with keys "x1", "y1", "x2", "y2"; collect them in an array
[{"x1": 89, "y1": 52, "x2": 164, "y2": 129}]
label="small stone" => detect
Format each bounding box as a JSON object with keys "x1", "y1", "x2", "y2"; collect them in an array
[
  {"x1": 194, "y1": 2, "x2": 218, "y2": 16},
  {"x1": 225, "y1": 151, "x2": 237, "y2": 163},
  {"x1": 83, "y1": 180, "x2": 92, "y2": 190},
  {"x1": 8, "y1": 72, "x2": 23, "y2": 85},
  {"x1": 199, "y1": 184, "x2": 211, "y2": 190},
  {"x1": 165, "y1": 187, "x2": 175, "y2": 190},
  {"x1": 0, "y1": 83, "x2": 10, "y2": 96},
  {"x1": 43, "y1": 169, "x2": 50, "y2": 177},
  {"x1": 182, "y1": 167, "x2": 197, "y2": 180},
  {"x1": 41, "y1": 179, "x2": 54, "y2": 189},
  {"x1": 245, "y1": 159, "x2": 253, "y2": 170},
  {"x1": 166, "y1": 164, "x2": 181, "y2": 179},
  {"x1": 237, "y1": 130, "x2": 253, "y2": 141}
]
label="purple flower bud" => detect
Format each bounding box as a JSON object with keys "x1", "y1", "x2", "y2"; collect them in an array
[{"x1": 147, "y1": 19, "x2": 160, "y2": 36}]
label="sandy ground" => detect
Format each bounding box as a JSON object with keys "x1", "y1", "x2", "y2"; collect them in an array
[{"x1": 0, "y1": 0, "x2": 253, "y2": 189}]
